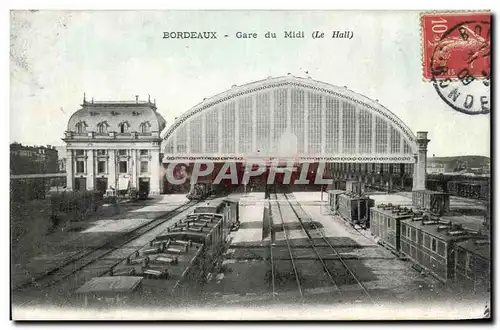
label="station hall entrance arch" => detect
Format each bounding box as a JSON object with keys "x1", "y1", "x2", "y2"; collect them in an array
[{"x1": 160, "y1": 76, "x2": 426, "y2": 193}]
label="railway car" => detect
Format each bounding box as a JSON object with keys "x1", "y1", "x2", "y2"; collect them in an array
[
  {"x1": 76, "y1": 198, "x2": 240, "y2": 306},
  {"x1": 77, "y1": 209, "x2": 231, "y2": 307},
  {"x1": 400, "y1": 216, "x2": 486, "y2": 283},
  {"x1": 367, "y1": 202, "x2": 491, "y2": 285},
  {"x1": 192, "y1": 198, "x2": 240, "y2": 236},
  {"x1": 75, "y1": 276, "x2": 144, "y2": 307},
  {"x1": 186, "y1": 183, "x2": 211, "y2": 200},
  {"x1": 412, "y1": 190, "x2": 450, "y2": 215},
  {"x1": 446, "y1": 180, "x2": 490, "y2": 200},
  {"x1": 327, "y1": 190, "x2": 345, "y2": 214},
  {"x1": 454, "y1": 238, "x2": 490, "y2": 291},
  {"x1": 370, "y1": 204, "x2": 416, "y2": 253},
  {"x1": 337, "y1": 193, "x2": 375, "y2": 228}
]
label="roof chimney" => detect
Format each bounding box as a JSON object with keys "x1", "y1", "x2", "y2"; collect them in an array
[{"x1": 135, "y1": 95, "x2": 139, "y2": 103}]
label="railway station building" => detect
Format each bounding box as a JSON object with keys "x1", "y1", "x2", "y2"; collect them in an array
[
  {"x1": 160, "y1": 76, "x2": 430, "y2": 193},
  {"x1": 63, "y1": 76, "x2": 430, "y2": 194},
  {"x1": 63, "y1": 96, "x2": 166, "y2": 195}
]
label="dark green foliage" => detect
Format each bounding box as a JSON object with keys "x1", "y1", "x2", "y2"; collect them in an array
[{"x1": 49, "y1": 191, "x2": 102, "y2": 223}]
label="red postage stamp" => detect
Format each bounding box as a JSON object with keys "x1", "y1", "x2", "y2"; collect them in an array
[
  {"x1": 421, "y1": 12, "x2": 491, "y2": 114},
  {"x1": 421, "y1": 12, "x2": 491, "y2": 81}
]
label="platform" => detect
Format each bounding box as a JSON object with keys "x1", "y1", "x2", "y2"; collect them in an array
[
  {"x1": 82, "y1": 195, "x2": 189, "y2": 233},
  {"x1": 230, "y1": 193, "x2": 266, "y2": 244}
]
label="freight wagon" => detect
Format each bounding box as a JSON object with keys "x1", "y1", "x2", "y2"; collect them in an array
[
  {"x1": 455, "y1": 239, "x2": 490, "y2": 291},
  {"x1": 345, "y1": 180, "x2": 365, "y2": 195},
  {"x1": 447, "y1": 181, "x2": 490, "y2": 200},
  {"x1": 337, "y1": 193, "x2": 375, "y2": 228},
  {"x1": 412, "y1": 190, "x2": 450, "y2": 215},
  {"x1": 186, "y1": 183, "x2": 212, "y2": 200},
  {"x1": 76, "y1": 199, "x2": 239, "y2": 307},
  {"x1": 327, "y1": 190, "x2": 345, "y2": 214}
]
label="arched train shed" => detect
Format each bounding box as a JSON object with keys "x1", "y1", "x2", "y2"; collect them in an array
[{"x1": 160, "y1": 76, "x2": 429, "y2": 192}]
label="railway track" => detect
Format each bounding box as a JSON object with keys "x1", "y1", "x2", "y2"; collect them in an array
[
  {"x1": 14, "y1": 200, "x2": 198, "y2": 292},
  {"x1": 270, "y1": 192, "x2": 346, "y2": 301},
  {"x1": 283, "y1": 192, "x2": 375, "y2": 304},
  {"x1": 269, "y1": 193, "x2": 303, "y2": 299}
]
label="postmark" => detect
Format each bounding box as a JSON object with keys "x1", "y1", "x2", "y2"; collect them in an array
[{"x1": 422, "y1": 12, "x2": 491, "y2": 114}]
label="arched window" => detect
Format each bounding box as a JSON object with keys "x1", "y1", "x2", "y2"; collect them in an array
[
  {"x1": 75, "y1": 121, "x2": 87, "y2": 134},
  {"x1": 97, "y1": 121, "x2": 109, "y2": 134},
  {"x1": 118, "y1": 122, "x2": 130, "y2": 134},
  {"x1": 140, "y1": 121, "x2": 151, "y2": 133}
]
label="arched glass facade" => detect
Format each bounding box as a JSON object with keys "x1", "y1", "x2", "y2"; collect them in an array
[{"x1": 161, "y1": 77, "x2": 417, "y2": 163}]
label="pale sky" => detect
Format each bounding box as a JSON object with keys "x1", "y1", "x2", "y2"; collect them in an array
[{"x1": 10, "y1": 10, "x2": 490, "y2": 157}]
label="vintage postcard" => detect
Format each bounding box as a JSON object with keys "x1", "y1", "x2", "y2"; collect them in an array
[{"x1": 10, "y1": 10, "x2": 491, "y2": 320}]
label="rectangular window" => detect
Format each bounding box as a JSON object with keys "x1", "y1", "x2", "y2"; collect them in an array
[
  {"x1": 205, "y1": 108, "x2": 221, "y2": 153},
  {"x1": 97, "y1": 150, "x2": 106, "y2": 156},
  {"x1": 341, "y1": 101, "x2": 356, "y2": 154},
  {"x1": 390, "y1": 126, "x2": 401, "y2": 154},
  {"x1": 424, "y1": 234, "x2": 431, "y2": 249},
  {"x1": 410, "y1": 228, "x2": 416, "y2": 242},
  {"x1": 387, "y1": 218, "x2": 391, "y2": 228},
  {"x1": 221, "y1": 102, "x2": 236, "y2": 153},
  {"x1": 431, "y1": 238, "x2": 437, "y2": 252},
  {"x1": 119, "y1": 161, "x2": 128, "y2": 173},
  {"x1": 118, "y1": 149, "x2": 127, "y2": 156},
  {"x1": 176, "y1": 124, "x2": 188, "y2": 153},
  {"x1": 140, "y1": 161, "x2": 149, "y2": 174},
  {"x1": 401, "y1": 224, "x2": 406, "y2": 237},
  {"x1": 456, "y1": 249, "x2": 467, "y2": 267},
  {"x1": 75, "y1": 150, "x2": 84, "y2": 156},
  {"x1": 76, "y1": 160, "x2": 85, "y2": 173},
  {"x1": 140, "y1": 149, "x2": 149, "y2": 156},
  {"x1": 418, "y1": 231, "x2": 423, "y2": 245},
  {"x1": 238, "y1": 96, "x2": 253, "y2": 153},
  {"x1": 97, "y1": 161, "x2": 106, "y2": 174},
  {"x1": 437, "y1": 241, "x2": 446, "y2": 257},
  {"x1": 375, "y1": 117, "x2": 388, "y2": 153}
]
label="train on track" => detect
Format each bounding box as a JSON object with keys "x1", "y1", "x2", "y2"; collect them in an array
[
  {"x1": 370, "y1": 203, "x2": 490, "y2": 288},
  {"x1": 186, "y1": 183, "x2": 212, "y2": 200},
  {"x1": 325, "y1": 181, "x2": 489, "y2": 289},
  {"x1": 75, "y1": 198, "x2": 239, "y2": 307},
  {"x1": 426, "y1": 175, "x2": 489, "y2": 201},
  {"x1": 446, "y1": 180, "x2": 489, "y2": 200},
  {"x1": 327, "y1": 182, "x2": 375, "y2": 229}
]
